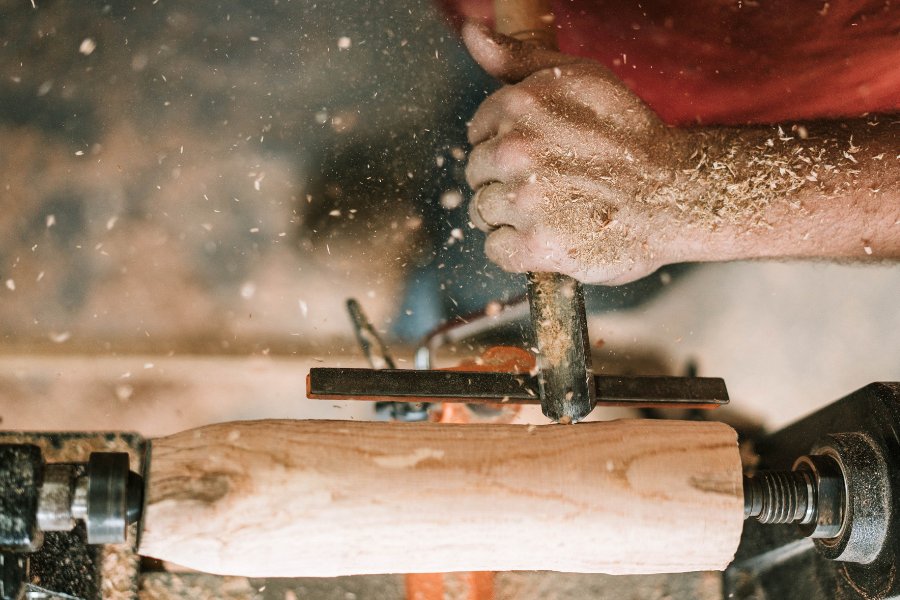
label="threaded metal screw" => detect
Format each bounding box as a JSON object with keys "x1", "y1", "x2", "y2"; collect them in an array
[{"x1": 743, "y1": 470, "x2": 815, "y2": 525}]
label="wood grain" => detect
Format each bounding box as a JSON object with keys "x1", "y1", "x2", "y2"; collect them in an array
[{"x1": 139, "y1": 419, "x2": 744, "y2": 577}]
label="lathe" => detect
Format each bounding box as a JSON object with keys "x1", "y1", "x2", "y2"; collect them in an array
[
  {"x1": 2, "y1": 360, "x2": 899, "y2": 599},
  {"x1": 2, "y1": 2, "x2": 896, "y2": 600},
  {"x1": 2, "y1": 279, "x2": 898, "y2": 600}
]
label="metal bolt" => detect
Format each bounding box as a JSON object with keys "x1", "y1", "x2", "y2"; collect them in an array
[
  {"x1": 744, "y1": 470, "x2": 815, "y2": 525},
  {"x1": 36, "y1": 464, "x2": 76, "y2": 532},
  {"x1": 70, "y1": 476, "x2": 89, "y2": 522},
  {"x1": 33, "y1": 453, "x2": 143, "y2": 545},
  {"x1": 744, "y1": 453, "x2": 846, "y2": 539}
]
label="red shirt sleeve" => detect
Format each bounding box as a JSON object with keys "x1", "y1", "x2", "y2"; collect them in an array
[{"x1": 440, "y1": 0, "x2": 900, "y2": 125}]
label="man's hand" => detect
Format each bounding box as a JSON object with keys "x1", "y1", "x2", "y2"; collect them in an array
[
  {"x1": 463, "y1": 21, "x2": 900, "y2": 284},
  {"x1": 463, "y1": 21, "x2": 693, "y2": 284}
]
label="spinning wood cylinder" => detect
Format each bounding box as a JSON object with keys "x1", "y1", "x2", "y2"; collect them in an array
[{"x1": 138, "y1": 419, "x2": 744, "y2": 577}]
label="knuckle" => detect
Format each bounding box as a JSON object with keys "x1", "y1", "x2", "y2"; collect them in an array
[
  {"x1": 464, "y1": 159, "x2": 478, "y2": 187},
  {"x1": 484, "y1": 229, "x2": 524, "y2": 271},
  {"x1": 510, "y1": 181, "x2": 543, "y2": 212},
  {"x1": 465, "y1": 119, "x2": 482, "y2": 144},
  {"x1": 483, "y1": 230, "x2": 509, "y2": 262},
  {"x1": 527, "y1": 67, "x2": 564, "y2": 85},
  {"x1": 500, "y1": 86, "x2": 537, "y2": 113},
  {"x1": 526, "y1": 230, "x2": 560, "y2": 266},
  {"x1": 495, "y1": 133, "x2": 534, "y2": 170},
  {"x1": 470, "y1": 97, "x2": 495, "y2": 125},
  {"x1": 528, "y1": 58, "x2": 588, "y2": 82},
  {"x1": 464, "y1": 144, "x2": 489, "y2": 184}
]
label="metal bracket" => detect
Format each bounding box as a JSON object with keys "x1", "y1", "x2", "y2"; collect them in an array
[
  {"x1": 725, "y1": 382, "x2": 900, "y2": 599},
  {"x1": 0, "y1": 432, "x2": 146, "y2": 600}
]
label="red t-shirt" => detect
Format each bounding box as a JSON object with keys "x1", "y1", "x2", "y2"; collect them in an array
[{"x1": 442, "y1": 0, "x2": 900, "y2": 125}]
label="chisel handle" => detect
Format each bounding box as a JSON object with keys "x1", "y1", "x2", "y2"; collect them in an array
[{"x1": 493, "y1": 0, "x2": 596, "y2": 423}]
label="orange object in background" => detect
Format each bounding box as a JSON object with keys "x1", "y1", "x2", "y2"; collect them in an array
[
  {"x1": 405, "y1": 346, "x2": 535, "y2": 600},
  {"x1": 428, "y1": 345, "x2": 534, "y2": 424},
  {"x1": 406, "y1": 572, "x2": 496, "y2": 600}
]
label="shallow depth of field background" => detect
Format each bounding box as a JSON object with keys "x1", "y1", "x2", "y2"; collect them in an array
[{"x1": 1, "y1": 2, "x2": 899, "y2": 597}]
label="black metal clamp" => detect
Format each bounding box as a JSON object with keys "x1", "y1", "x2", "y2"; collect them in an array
[
  {"x1": 727, "y1": 382, "x2": 900, "y2": 599},
  {"x1": 0, "y1": 443, "x2": 144, "y2": 600}
]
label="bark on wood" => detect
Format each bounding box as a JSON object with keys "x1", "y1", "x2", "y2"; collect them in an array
[{"x1": 139, "y1": 419, "x2": 744, "y2": 577}]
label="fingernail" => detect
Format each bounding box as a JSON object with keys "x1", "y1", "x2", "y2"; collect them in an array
[
  {"x1": 466, "y1": 19, "x2": 507, "y2": 45},
  {"x1": 464, "y1": 19, "x2": 491, "y2": 35}
]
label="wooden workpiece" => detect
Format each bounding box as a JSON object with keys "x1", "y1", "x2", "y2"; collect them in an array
[{"x1": 139, "y1": 419, "x2": 744, "y2": 577}]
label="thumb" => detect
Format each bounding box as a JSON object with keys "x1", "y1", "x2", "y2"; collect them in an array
[{"x1": 461, "y1": 20, "x2": 582, "y2": 84}]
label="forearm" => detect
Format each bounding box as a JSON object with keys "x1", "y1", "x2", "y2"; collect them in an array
[
  {"x1": 462, "y1": 22, "x2": 899, "y2": 284},
  {"x1": 661, "y1": 117, "x2": 900, "y2": 263}
]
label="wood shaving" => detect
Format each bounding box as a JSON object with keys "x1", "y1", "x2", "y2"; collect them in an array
[
  {"x1": 640, "y1": 125, "x2": 890, "y2": 231},
  {"x1": 539, "y1": 180, "x2": 625, "y2": 268}
]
